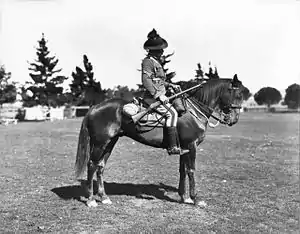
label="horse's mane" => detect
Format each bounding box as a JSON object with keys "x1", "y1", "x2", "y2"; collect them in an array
[{"x1": 177, "y1": 78, "x2": 234, "y2": 105}]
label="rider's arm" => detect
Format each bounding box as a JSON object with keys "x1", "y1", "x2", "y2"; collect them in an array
[{"x1": 142, "y1": 59, "x2": 159, "y2": 98}]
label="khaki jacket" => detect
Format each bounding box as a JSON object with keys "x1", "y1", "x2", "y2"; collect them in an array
[{"x1": 141, "y1": 56, "x2": 170, "y2": 99}]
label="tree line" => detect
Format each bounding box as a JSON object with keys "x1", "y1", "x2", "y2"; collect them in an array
[
  {"x1": 192, "y1": 62, "x2": 300, "y2": 109},
  {"x1": 0, "y1": 34, "x2": 299, "y2": 109}
]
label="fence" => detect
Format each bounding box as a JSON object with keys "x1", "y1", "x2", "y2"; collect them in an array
[
  {"x1": 62, "y1": 106, "x2": 90, "y2": 118},
  {"x1": 243, "y1": 106, "x2": 268, "y2": 112},
  {"x1": 71, "y1": 106, "x2": 90, "y2": 117},
  {"x1": 0, "y1": 105, "x2": 91, "y2": 124},
  {"x1": 243, "y1": 106, "x2": 300, "y2": 113},
  {"x1": 2, "y1": 104, "x2": 297, "y2": 125},
  {"x1": 0, "y1": 105, "x2": 19, "y2": 125}
]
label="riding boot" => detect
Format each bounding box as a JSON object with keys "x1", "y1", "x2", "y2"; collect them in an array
[{"x1": 166, "y1": 127, "x2": 181, "y2": 155}]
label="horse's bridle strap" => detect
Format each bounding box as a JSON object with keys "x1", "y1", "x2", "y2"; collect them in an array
[{"x1": 187, "y1": 96, "x2": 227, "y2": 125}]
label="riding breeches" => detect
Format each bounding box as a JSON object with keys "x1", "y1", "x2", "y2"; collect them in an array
[{"x1": 156, "y1": 103, "x2": 178, "y2": 127}]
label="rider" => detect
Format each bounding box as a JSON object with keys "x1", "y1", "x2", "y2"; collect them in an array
[{"x1": 141, "y1": 28, "x2": 181, "y2": 155}]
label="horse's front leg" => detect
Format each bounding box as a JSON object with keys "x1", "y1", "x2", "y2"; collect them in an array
[
  {"x1": 179, "y1": 142, "x2": 196, "y2": 204},
  {"x1": 178, "y1": 153, "x2": 188, "y2": 202},
  {"x1": 187, "y1": 142, "x2": 196, "y2": 202},
  {"x1": 186, "y1": 141, "x2": 207, "y2": 207}
]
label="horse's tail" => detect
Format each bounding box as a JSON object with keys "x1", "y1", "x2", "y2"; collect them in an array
[{"x1": 75, "y1": 115, "x2": 90, "y2": 178}]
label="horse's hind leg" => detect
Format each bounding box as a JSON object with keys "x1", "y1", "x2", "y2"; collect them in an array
[
  {"x1": 86, "y1": 140, "x2": 108, "y2": 207},
  {"x1": 96, "y1": 136, "x2": 119, "y2": 205},
  {"x1": 86, "y1": 159, "x2": 98, "y2": 207}
]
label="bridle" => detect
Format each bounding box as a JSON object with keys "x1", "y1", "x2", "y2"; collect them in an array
[
  {"x1": 183, "y1": 83, "x2": 242, "y2": 127},
  {"x1": 224, "y1": 83, "x2": 243, "y2": 110}
]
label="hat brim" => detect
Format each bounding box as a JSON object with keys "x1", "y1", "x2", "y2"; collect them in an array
[{"x1": 143, "y1": 38, "x2": 168, "y2": 50}]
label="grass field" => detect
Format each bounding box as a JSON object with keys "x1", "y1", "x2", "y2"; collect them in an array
[{"x1": 0, "y1": 113, "x2": 299, "y2": 233}]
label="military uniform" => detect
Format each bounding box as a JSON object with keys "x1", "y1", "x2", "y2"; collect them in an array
[
  {"x1": 141, "y1": 29, "x2": 181, "y2": 155},
  {"x1": 142, "y1": 56, "x2": 169, "y2": 100}
]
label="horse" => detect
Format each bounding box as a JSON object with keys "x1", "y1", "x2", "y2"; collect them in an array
[{"x1": 75, "y1": 74, "x2": 245, "y2": 207}]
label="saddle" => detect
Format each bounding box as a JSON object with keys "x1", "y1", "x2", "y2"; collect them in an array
[
  {"x1": 123, "y1": 98, "x2": 165, "y2": 128},
  {"x1": 122, "y1": 96, "x2": 187, "y2": 128}
]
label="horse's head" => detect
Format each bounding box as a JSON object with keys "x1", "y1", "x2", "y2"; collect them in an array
[
  {"x1": 217, "y1": 74, "x2": 244, "y2": 126},
  {"x1": 178, "y1": 74, "x2": 245, "y2": 127}
]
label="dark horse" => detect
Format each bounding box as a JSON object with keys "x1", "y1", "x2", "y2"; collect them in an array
[{"x1": 75, "y1": 75, "x2": 245, "y2": 207}]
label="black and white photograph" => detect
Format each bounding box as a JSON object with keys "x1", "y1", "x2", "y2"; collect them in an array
[{"x1": 0, "y1": 0, "x2": 299, "y2": 233}]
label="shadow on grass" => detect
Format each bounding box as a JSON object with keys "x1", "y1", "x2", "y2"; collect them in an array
[{"x1": 51, "y1": 180, "x2": 178, "y2": 203}]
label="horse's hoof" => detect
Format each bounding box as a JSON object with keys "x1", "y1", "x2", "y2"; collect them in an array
[
  {"x1": 101, "y1": 198, "x2": 112, "y2": 205},
  {"x1": 86, "y1": 199, "x2": 98, "y2": 208},
  {"x1": 183, "y1": 198, "x2": 194, "y2": 204},
  {"x1": 196, "y1": 200, "x2": 207, "y2": 208}
]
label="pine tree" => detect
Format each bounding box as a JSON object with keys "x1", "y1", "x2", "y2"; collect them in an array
[
  {"x1": 214, "y1": 66, "x2": 219, "y2": 79},
  {"x1": 204, "y1": 62, "x2": 219, "y2": 79},
  {"x1": 25, "y1": 33, "x2": 67, "y2": 107},
  {"x1": 205, "y1": 67, "x2": 213, "y2": 79},
  {"x1": 23, "y1": 34, "x2": 67, "y2": 106},
  {"x1": 69, "y1": 66, "x2": 86, "y2": 102},
  {"x1": 160, "y1": 52, "x2": 176, "y2": 83},
  {"x1": 195, "y1": 63, "x2": 204, "y2": 80},
  {"x1": 69, "y1": 55, "x2": 105, "y2": 106},
  {"x1": 0, "y1": 65, "x2": 17, "y2": 105}
]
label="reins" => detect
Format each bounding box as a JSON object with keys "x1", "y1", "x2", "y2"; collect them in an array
[{"x1": 185, "y1": 97, "x2": 221, "y2": 128}]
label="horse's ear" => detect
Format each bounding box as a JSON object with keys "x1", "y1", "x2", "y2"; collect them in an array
[
  {"x1": 233, "y1": 74, "x2": 239, "y2": 82},
  {"x1": 231, "y1": 74, "x2": 241, "y2": 89}
]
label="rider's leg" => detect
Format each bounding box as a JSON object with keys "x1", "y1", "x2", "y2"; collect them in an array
[{"x1": 157, "y1": 104, "x2": 181, "y2": 155}]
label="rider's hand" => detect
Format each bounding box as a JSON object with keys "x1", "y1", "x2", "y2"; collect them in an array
[
  {"x1": 170, "y1": 84, "x2": 181, "y2": 92},
  {"x1": 159, "y1": 95, "x2": 169, "y2": 104}
]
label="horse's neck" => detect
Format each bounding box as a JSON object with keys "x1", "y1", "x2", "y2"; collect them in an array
[
  {"x1": 188, "y1": 82, "x2": 226, "y2": 119},
  {"x1": 198, "y1": 81, "x2": 226, "y2": 109},
  {"x1": 186, "y1": 97, "x2": 212, "y2": 120}
]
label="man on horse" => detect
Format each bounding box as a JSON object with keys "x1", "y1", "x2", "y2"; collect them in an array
[{"x1": 141, "y1": 28, "x2": 182, "y2": 155}]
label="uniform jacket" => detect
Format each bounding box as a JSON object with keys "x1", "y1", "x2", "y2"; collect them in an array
[{"x1": 141, "y1": 56, "x2": 170, "y2": 99}]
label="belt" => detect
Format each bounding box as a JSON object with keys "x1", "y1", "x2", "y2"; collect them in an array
[{"x1": 152, "y1": 78, "x2": 161, "y2": 84}]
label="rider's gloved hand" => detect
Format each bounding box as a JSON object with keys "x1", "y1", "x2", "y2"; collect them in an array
[
  {"x1": 170, "y1": 84, "x2": 181, "y2": 92},
  {"x1": 158, "y1": 95, "x2": 169, "y2": 104}
]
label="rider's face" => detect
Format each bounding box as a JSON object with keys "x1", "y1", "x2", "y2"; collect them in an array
[{"x1": 149, "y1": 49, "x2": 164, "y2": 58}]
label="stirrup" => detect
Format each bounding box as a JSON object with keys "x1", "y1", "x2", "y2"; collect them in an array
[{"x1": 180, "y1": 149, "x2": 190, "y2": 155}]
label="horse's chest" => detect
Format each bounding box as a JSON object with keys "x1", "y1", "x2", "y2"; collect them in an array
[{"x1": 177, "y1": 113, "x2": 207, "y2": 143}]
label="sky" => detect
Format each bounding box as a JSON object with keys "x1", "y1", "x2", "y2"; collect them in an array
[{"x1": 0, "y1": 0, "x2": 299, "y2": 94}]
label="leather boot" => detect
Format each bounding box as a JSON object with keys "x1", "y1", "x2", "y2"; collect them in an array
[{"x1": 166, "y1": 127, "x2": 181, "y2": 155}]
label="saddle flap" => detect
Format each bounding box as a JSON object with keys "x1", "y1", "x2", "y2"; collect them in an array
[{"x1": 123, "y1": 99, "x2": 165, "y2": 127}]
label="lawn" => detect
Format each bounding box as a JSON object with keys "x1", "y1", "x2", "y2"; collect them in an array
[{"x1": 0, "y1": 113, "x2": 299, "y2": 233}]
